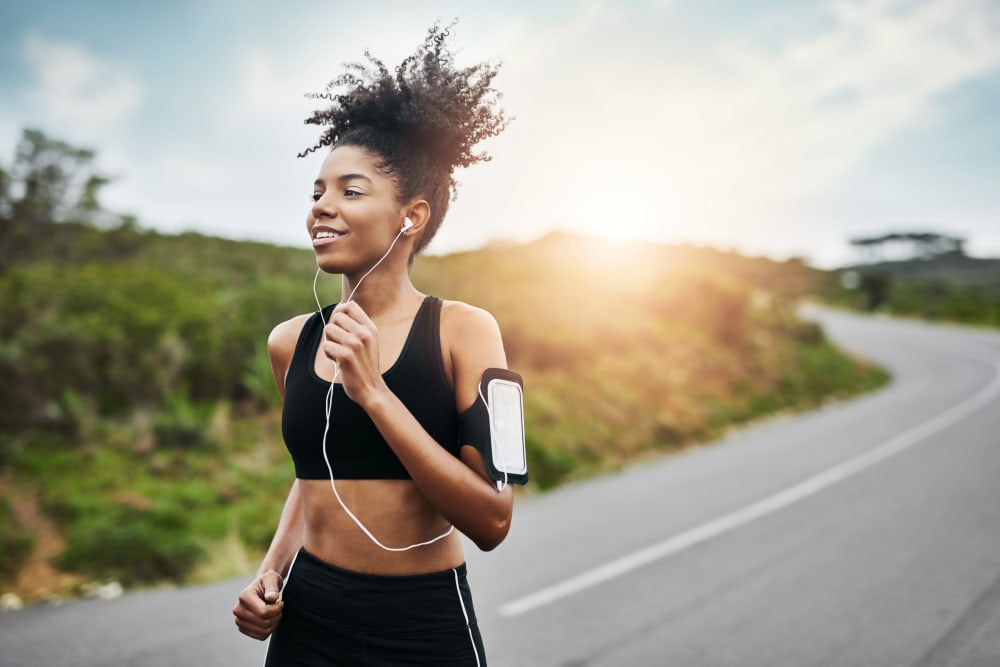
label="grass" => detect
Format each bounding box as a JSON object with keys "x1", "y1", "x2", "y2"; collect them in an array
[{"x1": 5, "y1": 401, "x2": 293, "y2": 589}]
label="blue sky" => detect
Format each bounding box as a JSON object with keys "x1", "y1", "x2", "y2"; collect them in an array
[{"x1": 2, "y1": 0, "x2": 999, "y2": 267}]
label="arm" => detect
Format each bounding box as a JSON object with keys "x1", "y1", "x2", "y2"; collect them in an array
[
  {"x1": 254, "y1": 317, "x2": 309, "y2": 573},
  {"x1": 325, "y1": 301, "x2": 514, "y2": 551},
  {"x1": 255, "y1": 480, "x2": 304, "y2": 580},
  {"x1": 233, "y1": 316, "x2": 308, "y2": 640},
  {"x1": 233, "y1": 480, "x2": 302, "y2": 640}
]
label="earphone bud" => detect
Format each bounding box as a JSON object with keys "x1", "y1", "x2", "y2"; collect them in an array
[{"x1": 402, "y1": 217, "x2": 413, "y2": 232}]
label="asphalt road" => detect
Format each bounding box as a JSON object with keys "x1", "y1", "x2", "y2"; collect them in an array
[{"x1": 2, "y1": 306, "x2": 999, "y2": 667}]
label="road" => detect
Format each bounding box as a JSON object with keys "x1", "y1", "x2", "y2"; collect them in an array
[{"x1": 2, "y1": 306, "x2": 999, "y2": 666}]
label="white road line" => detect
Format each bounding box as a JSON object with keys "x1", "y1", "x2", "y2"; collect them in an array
[{"x1": 499, "y1": 352, "x2": 1000, "y2": 617}]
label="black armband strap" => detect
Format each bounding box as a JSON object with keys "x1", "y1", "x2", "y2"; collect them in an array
[{"x1": 458, "y1": 368, "x2": 528, "y2": 485}]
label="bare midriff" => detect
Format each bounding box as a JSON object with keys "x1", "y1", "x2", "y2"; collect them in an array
[{"x1": 297, "y1": 478, "x2": 464, "y2": 575}]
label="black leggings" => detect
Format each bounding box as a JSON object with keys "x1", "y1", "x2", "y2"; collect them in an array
[{"x1": 264, "y1": 548, "x2": 487, "y2": 666}]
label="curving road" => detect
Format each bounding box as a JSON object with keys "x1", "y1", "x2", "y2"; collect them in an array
[{"x1": 2, "y1": 306, "x2": 999, "y2": 666}]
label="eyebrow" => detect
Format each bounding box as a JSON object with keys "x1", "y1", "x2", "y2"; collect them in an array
[{"x1": 314, "y1": 173, "x2": 374, "y2": 187}]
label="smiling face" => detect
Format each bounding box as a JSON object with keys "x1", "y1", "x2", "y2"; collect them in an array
[{"x1": 308, "y1": 145, "x2": 407, "y2": 274}]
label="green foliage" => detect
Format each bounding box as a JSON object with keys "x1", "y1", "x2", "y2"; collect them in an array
[
  {"x1": 12, "y1": 412, "x2": 293, "y2": 586},
  {"x1": 0, "y1": 497, "x2": 35, "y2": 581},
  {"x1": 887, "y1": 280, "x2": 1000, "y2": 325},
  {"x1": 821, "y1": 268, "x2": 1000, "y2": 327},
  {"x1": 4, "y1": 128, "x2": 99, "y2": 224},
  {"x1": 241, "y1": 339, "x2": 282, "y2": 410},
  {"x1": 0, "y1": 234, "x2": 316, "y2": 454},
  {"x1": 152, "y1": 394, "x2": 215, "y2": 449},
  {"x1": 0, "y1": 129, "x2": 123, "y2": 273},
  {"x1": 524, "y1": 432, "x2": 575, "y2": 491},
  {"x1": 53, "y1": 501, "x2": 204, "y2": 585}
]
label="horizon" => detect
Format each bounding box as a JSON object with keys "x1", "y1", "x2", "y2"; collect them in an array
[{"x1": 82, "y1": 218, "x2": 1000, "y2": 272}]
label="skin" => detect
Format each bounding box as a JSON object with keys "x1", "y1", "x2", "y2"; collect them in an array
[{"x1": 233, "y1": 145, "x2": 515, "y2": 641}]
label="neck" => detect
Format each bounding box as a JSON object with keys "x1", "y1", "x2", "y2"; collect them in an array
[{"x1": 339, "y1": 268, "x2": 419, "y2": 319}]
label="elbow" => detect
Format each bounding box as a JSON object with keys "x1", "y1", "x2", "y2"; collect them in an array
[{"x1": 472, "y1": 512, "x2": 511, "y2": 552}]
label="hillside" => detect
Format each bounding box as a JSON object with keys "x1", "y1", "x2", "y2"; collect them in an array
[
  {"x1": 823, "y1": 253, "x2": 1000, "y2": 325},
  {"x1": 0, "y1": 224, "x2": 887, "y2": 603},
  {"x1": 845, "y1": 254, "x2": 1000, "y2": 289}
]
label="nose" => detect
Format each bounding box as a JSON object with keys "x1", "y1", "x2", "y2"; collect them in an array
[{"x1": 311, "y1": 192, "x2": 336, "y2": 222}]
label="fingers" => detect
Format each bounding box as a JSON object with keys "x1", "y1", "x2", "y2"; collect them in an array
[
  {"x1": 325, "y1": 318, "x2": 374, "y2": 352},
  {"x1": 233, "y1": 581, "x2": 284, "y2": 641},
  {"x1": 327, "y1": 306, "x2": 375, "y2": 344},
  {"x1": 323, "y1": 303, "x2": 378, "y2": 366},
  {"x1": 234, "y1": 609, "x2": 280, "y2": 640},
  {"x1": 260, "y1": 570, "x2": 283, "y2": 603},
  {"x1": 332, "y1": 300, "x2": 374, "y2": 327},
  {"x1": 233, "y1": 601, "x2": 283, "y2": 640},
  {"x1": 233, "y1": 585, "x2": 282, "y2": 621}
]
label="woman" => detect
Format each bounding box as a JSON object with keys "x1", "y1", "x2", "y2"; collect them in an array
[{"x1": 232, "y1": 24, "x2": 515, "y2": 665}]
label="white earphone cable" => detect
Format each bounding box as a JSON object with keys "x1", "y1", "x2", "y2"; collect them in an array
[{"x1": 312, "y1": 225, "x2": 455, "y2": 552}]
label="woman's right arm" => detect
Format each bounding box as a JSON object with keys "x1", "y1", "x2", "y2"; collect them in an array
[
  {"x1": 232, "y1": 315, "x2": 309, "y2": 641},
  {"x1": 232, "y1": 481, "x2": 302, "y2": 640},
  {"x1": 256, "y1": 480, "x2": 304, "y2": 579}
]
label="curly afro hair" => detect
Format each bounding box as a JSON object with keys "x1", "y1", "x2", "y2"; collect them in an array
[{"x1": 299, "y1": 22, "x2": 510, "y2": 257}]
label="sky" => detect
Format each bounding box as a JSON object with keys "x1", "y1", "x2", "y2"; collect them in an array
[{"x1": 1, "y1": 0, "x2": 999, "y2": 268}]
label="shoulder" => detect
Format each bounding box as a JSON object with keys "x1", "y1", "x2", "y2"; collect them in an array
[
  {"x1": 268, "y1": 313, "x2": 314, "y2": 359},
  {"x1": 266, "y1": 313, "x2": 315, "y2": 393},
  {"x1": 439, "y1": 300, "x2": 508, "y2": 410},
  {"x1": 439, "y1": 299, "x2": 503, "y2": 347}
]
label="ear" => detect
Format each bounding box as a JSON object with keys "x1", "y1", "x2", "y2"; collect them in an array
[{"x1": 401, "y1": 200, "x2": 431, "y2": 236}]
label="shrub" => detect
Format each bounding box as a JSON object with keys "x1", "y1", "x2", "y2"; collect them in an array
[
  {"x1": 53, "y1": 501, "x2": 203, "y2": 585},
  {"x1": 0, "y1": 497, "x2": 35, "y2": 581}
]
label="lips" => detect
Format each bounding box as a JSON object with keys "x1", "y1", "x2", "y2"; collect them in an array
[{"x1": 312, "y1": 225, "x2": 347, "y2": 247}]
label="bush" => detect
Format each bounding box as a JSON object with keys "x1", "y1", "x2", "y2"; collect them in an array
[
  {"x1": 525, "y1": 433, "x2": 577, "y2": 490},
  {"x1": 0, "y1": 497, "x2": 35, "y2": 581},
  {"x1": 151, "y1": 395, "x2": 215, "y2": 449},
  {"x1": 53, "y1": 501, "x2": 203, "y2": 585}
]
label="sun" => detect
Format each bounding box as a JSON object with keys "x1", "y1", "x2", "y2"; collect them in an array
[{"x1": 574, "y1": 194, "x2": 670, "y2": 245}]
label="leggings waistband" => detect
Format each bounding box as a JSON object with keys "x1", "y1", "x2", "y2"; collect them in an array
[{"x1": 283, "y1": 548, "x2": 476, "y2": 633}]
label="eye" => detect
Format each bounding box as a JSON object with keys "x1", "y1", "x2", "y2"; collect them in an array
[
  {"x1": 311, "y1": 192, "x2": 322, "y2": 202},
  {"x1": 344, "y1": 188, "x2": 363, "y2": 197}
]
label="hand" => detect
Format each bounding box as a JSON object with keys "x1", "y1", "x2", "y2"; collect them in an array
[
  {"x1": 322, "y1": 301, "x2": 387, "y2": 406},
  {"x1": 233, "y1": 570, "x2": 284, "y2": 641}
]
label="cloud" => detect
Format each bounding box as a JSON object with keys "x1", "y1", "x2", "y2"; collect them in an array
[
  {"x1": 22, "y1": 34, "x2": 141, "y2": 140},
  {"x1": 457, "y1": 0, "x2": 1000, "y2": 259},
  {"x1": 660, "y1": 0, "x2": 997, "y2": 193},
  {"x1": 5, "y1": 2, "x2": 995, "y2": 265},
  {"x1": 746, "y1": 0, "x2": 1000, "y2": 186}
]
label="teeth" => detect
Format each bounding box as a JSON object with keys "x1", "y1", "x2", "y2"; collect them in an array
[{"x1": 315, "y1": 231, "x2": 342, "y2": 239}]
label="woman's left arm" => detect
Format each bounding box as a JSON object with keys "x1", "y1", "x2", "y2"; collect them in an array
[{"x1": 324, "y1": 300, "x2": 514, "y2": 551}]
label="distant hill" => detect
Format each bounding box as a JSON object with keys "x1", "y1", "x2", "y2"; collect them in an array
[
  {"x1": 829, "y1": 251, "x2": 1000, "y2": 325},
  {"x1": 842, "y1": 254, "x2": 1000, "y2": 291}
]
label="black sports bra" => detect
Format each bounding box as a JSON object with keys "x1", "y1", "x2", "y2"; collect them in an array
[{"x1": 281, "y1": 296, "x2": 460, "y2": 480}]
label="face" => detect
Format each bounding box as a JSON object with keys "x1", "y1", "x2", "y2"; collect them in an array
[{"x1": 307, "y1": 145, "x2": 406, "y2": 273}]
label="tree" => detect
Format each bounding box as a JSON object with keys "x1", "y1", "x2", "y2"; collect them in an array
[
  {"x1": 849, "y1": 231, "x2": 967, "y2": 264},
  {"x1": 0, "y1": 128, "x2": 115, "y2": 271}
]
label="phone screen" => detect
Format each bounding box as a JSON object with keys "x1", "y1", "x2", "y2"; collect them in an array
[{"x1": 487, "y1": 379, "x2": 526, "y2": 474}]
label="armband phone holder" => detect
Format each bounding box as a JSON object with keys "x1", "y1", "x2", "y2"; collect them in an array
[{"x1": 459, "y1": 368, "x2": 528, "y2": 485}]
